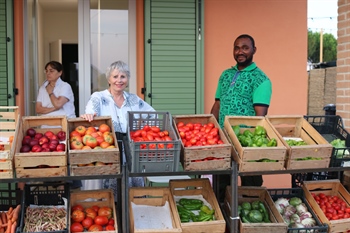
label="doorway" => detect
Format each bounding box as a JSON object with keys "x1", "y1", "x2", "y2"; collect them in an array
[{"x1": 62, "y1": 44, "x2": 79, "y2": 117}]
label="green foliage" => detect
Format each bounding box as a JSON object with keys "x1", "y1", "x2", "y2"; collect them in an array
[{"x1": 308, "y1": 30, "x2": 337, "y2": 63}]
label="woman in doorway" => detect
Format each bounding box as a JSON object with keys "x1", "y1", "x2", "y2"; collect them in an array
[
  {"x1": 80, "y1": 60, "x2": 155, "y2": 198},
  {"x1": 36, "y1": 61, "x2": 76, "y2": 118}
]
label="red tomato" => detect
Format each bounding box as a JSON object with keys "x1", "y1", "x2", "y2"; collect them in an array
[
  {"x1": 94, "y1": 216, "x2": 109, "y2": 226},
  {"x1": 186, "y1": 123, "x2": 194, "y2": 130},
  {"x1": 85, "y1": 207, "x2": 97, "y2": 219},
  {"x1": 72, "y1": 204, "x2": 84, "y2": 212},
  {"x1": 88, "y1": 224, "x2": 103, "y2": 232},
  {"x1": 150, "y1": 126, "x2": 160, "y2": 133},
  {"x1": 158, "y1": 143, "x2": 164, "y2": 149},
  {"x1": 81, "y1": 217, "x2": 94, "y2": 229},
  {"x1": 91, "y1": 205, "x2": 100, "y2": 212},
  {"x1": 207, "y1": 123, "x2": 214, "y2": 128},
  {"x1": 98, "y1": 206, "x2": 112, "y2": 219},
  {"x1": 133, "y1": 130, "x2": 142, "y2": 137},
  {"x1": 143, "y1": 125, "x2": 150, "y2": 131},
  {"x1": 163, "y1": 130, "x2": 169, "y2": 136},
  {"x1": 177, "y1": 122, "x2": 185, "y2": 128},
  {"x1": 167, "y1": 143, "x2": 174, "y2": 149},
  {"x1": 71, "y1": 222, "x2": 84, "y2": 233},
  {"x1": 72, "y1": 210, "x2": 86, "y2": 223},
  {"x1": 319, "y1": 193, "x2": 326, "y2": 199},
  {"x1": 105, "y1": 225, "x2": 115, "y2": 231},
  {"x1": 108, "y1": 218, "x2": 115, "y2": 226},
  {"x1": 346, "y1": 208, "x2": 350, "y2": 214},
  {"x1": 146, "y1": 134, "x2": 154, "y2": 141}
]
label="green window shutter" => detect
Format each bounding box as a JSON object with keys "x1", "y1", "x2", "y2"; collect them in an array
[
  {"x1": 0, "y1": 0, "x2": 8, "y2": 106},
  {"x1": 145, "y1": 0, "x2": 200, "y2": 115}
]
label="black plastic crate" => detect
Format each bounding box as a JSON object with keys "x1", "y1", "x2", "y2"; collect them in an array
[
  {"x1": 268, "y1": 188, "x2": 328, "y2": 233},
  {"x1": 0, "y1": 183, "x2": 22, "y2": 211},
  {"x1": 291, "y1": 172, "x2": 340, "y2": 188},
  {"x1": 304, "y1": 115, "x2": 350, "y2": 167},
  {"x1": 19, "y1": 183, "x2": 69, "y2": 233}
]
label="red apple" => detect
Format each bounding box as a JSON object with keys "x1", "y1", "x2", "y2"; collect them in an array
[
  {"x1": 48, "y1": 143, "x2": 58, "y2": 151},
  {"x1": 26, "y1": 128, "x2": 36, "y2": 137},
  {"x1": 41, "y1": 147, "x2": 50, "y2": 152},
  {"x1": 56, "y1": 130, "x2": 66, "y2": 141},
  {"x1": 29, "y1": 139, "x2": 39, "y2": 147},
  {"x1": 31, "y1": 144, "x2": 42, "y2": 152},
  {"x1": 50, "y1": 139, "x2": 59, "y2": 146},
  {"x1": 56, "y1": 143, "x2": 65, "y2": 152},
  {"x1": 44, "y1": 130, "x2": 55, "y2": 139},
  {"x1": 22, "y1": 136, "x2": 32, "y2": 145},
  {"x1": 20, "y1": 144, "x2": 31, "y2": 152},
  {"x1": 50, "y1": 134, "x2": 58, "y2": 140},
  {"x1": 39, "y1": 136, "x2": 49, "y2": 145},
  {"x1": 41, "y1": 142, "x2": 50, "y2": 149},
  {"x1": 34, "y1": 133, "x2": 44, "y2": 140}
]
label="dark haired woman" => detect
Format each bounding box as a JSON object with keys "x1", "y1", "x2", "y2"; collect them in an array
[{"x1": 36, "y1": 61, "x2": 75, "y2": 118}]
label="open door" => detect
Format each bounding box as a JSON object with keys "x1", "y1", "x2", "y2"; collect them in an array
[{"x1": 50, "y1": 39, "x2": 62, "y2": 62}]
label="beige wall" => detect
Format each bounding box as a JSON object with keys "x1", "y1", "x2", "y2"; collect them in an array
[
  {"x1": 204, "y1": 0, "x2": 308, "y2": 116},
  {"x1": 203, "y1": 0, "x2": 308, "y2": 188}
]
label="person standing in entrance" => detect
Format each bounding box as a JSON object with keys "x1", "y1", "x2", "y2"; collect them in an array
[
  {"x1": 36, "y1": 61, "x2": 76, "y2": 118},
  {"x1": 210, "y1": 34, "x2": 272, "y2": 200}
]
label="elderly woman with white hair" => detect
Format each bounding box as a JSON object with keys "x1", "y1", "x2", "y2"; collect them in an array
[{"x1": 80, "y1": 60, "x2": 155, "y2": 198}]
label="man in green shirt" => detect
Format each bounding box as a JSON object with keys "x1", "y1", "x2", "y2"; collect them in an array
[{"x1": 211, "y1": 34, "x2": 272, "y2": 200}]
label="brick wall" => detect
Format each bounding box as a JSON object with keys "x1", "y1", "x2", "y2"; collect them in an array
[
  {"x1": 308, "y1": 68, "x2": 337, "y2": 115},
  {"x1": 337, "y1": 0, "x2": 350, "y2": 130}
]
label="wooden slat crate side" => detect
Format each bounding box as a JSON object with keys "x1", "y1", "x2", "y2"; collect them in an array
[
  {"x1": 0, "y1": 106, "x2": 19, "y2": 122},
  {"x1": 0, "y1": 170, "x2": 13, "y2": 178},
  {"x1": 169, "y1": 178, "x2": 226, "y2": 233},
  {"x1": 69, "y1": 150, "x2": 120, "y2": 164},
  {"x1": 0, "y1": 160, "x2": 13, "y2": 170},
  {"x1": 70, "y1": 189, "x2": 118, "y2": 233},
  {"x1": 70, "y1": 163, "x2": 120, "y2": 176},
  {"x1": 288, "y1": 145, "x2": 333, "y2": 159},
  {"x1": 16, "y1": 166, "x2": 67, "y2": 178},
  {"x1": 239, "y1": 161, "x2": 284, "y2": 172},
  {"x1": 183, "y1": 157, "x2": 231, "y2": 171},
  {"x1": 302, "y1": 180, "x2": 350, "y2": 233},
  {"x1": 287, "y1": 158, "x2": 330, "y2": 170},
  {"x1": 22, "y1": 115, "x2": 68, "y2": 130},
  {"x1": 15, "y1": 154, "x2": 66, "y2": 167},
  {"x1": 129, "y1": 187, "x2": 182, "y2": 233}
]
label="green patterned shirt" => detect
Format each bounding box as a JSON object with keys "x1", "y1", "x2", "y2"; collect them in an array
[{"x1": 214, "y1": 62, "x2": 272, "y2": 128}]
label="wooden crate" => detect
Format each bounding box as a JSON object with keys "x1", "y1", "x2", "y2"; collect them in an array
[
  {"x1": 302, "y1": 179, "x2": 350, "y2": 233},
  {"x1": 169, "y1": 178, "x2": 226, "y2": 233},
  {"x1": 0, "y1": 106, "x2": 20, "y2": 178},
  {"x1": 14, "y1": 115, "x2": 68, "y2": 178},
  {"x1": 172, "y1": 114, "x2": 232, "y2": 171},
  {"x1": 69, "y1": 189, "x2": 118, "y2": 233},
  {"x1": 129, "y1": 187, "x2": 182, "y2": 233},
  {"x1": 229, "y1": 186, "x2": 287, "y2": 233},
  {"x1": 67, "y1": 117, "x2": 120, "y2": 176},
  {"x1": 266, "y1": 115, "x2": 333, "y2": 170},
  {"x1": 223, "y1": 116, "x2": 287, "y2": 172}
]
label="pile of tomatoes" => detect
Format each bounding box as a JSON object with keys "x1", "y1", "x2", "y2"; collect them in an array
[
  {"x1": 176, "y1": 121, "x2": 224, "y2": 147},
  {"x1": 70, "y1": 204, "x2": 115, "y2": 232},
  {"x1": 130, "y1": 125, "x2": 174, "y2": 150},
  {"x1": 312, "y1": 192, "x2": 350, "y2": 221}
]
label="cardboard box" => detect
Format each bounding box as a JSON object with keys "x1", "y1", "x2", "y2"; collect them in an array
[
  {"x1": 14, "y1": 115, "x2": 68, "y2": 178},
  {"x1": 172, "y1": 114, "x2": 232, "y2": 171},
  {"x1": 67, "y1": 117, "x2": 120, "y2": 176},
  {"x1": 266, "y1": 115, "x2": 333, "y2": 170},
  {"x1": 129, "y1": 187, "x2": 182, "y2": 233},
  {"x1": 224, "y1": 116, "x2": 287, "y2": 172},
  {"x1": 0, "y1": 106, "x2": 20, "y2": 178},
  {"x1": 69, "y1": 189, "x2": 118, "y2": 233},
  {"x1": 169, "y1": 178, "x2": 225, "y2": 233},
  {"x1": 302, "y1": 179, "x2": 350, "y2": 233}
]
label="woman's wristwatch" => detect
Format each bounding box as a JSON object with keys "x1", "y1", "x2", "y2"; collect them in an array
[{"x1": 49, "y1": 93, "x2": 54, "y2": 97}]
